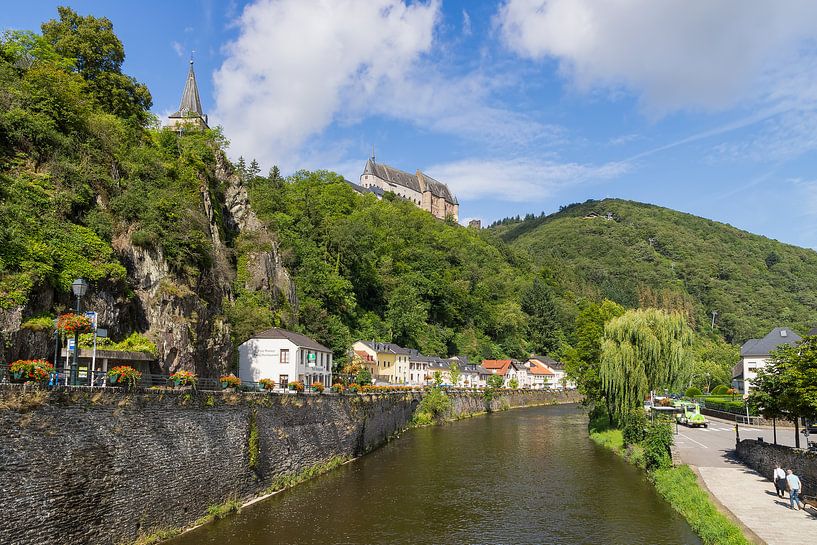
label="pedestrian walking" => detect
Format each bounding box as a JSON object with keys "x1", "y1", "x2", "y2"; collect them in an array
[
  {"x1": 786, "y1": 469, "x2": 802, "y2": 510},
  {"x1": 773, "y1": 464, "x2": 786, "y2": 498}
]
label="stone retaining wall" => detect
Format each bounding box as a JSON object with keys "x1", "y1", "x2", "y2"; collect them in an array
[
  {"x1": 0, "y1": 385, "x2": 578, "y2": 545},
  {"x1": 736, "y1": 438, "x2": 817, "y2": 492}
]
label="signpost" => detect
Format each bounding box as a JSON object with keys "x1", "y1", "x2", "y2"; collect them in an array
[{"x1": 85, "y1": 311, "x2": 98, "y2": 385}]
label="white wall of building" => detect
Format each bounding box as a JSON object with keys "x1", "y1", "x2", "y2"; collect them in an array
[{"x1": 239, "y1": 338, "x2": 332, "y2": 387}]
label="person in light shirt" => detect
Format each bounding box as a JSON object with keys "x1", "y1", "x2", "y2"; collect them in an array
[
  {"x1": 773, "y1": 464, "x2": 786, "y2": 498},
  {"x1": 786, "y1": 469, "x2": 802, "y2": 510}
]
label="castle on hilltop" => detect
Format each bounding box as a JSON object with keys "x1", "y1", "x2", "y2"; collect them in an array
[
  {"x1": 359, "y1": 156, "x2": 458, "y2": 221},
  {"x1": 166, "y1": 59, "x2": 208, "y2": 130}
]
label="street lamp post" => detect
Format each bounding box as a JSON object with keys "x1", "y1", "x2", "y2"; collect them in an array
[{"x1": 70, "y1": 278, "x2": 88, "y2": 386}]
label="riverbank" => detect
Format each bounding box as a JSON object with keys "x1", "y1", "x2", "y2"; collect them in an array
[
  {"x1": 0, "y1": 384, "x2": 579, "y2": 545},
  {"x1": 588, "y1": 415, "x2": 752, "y2": 545}
]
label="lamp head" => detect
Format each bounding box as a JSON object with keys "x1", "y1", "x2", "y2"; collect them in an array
[{"x1": 71, "y1": 278, "x2": 89, "y2": 297}]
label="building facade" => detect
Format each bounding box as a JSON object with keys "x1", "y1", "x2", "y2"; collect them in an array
[
  {"x1": 359, "y1": 158, "x2": 459, "y2": 221},
  {"x1": 733, "y1": 327, "x2": 802, "y2": 393},
  {"x1": 238, "y1": 328, "x2": 332, "y2": 388}
]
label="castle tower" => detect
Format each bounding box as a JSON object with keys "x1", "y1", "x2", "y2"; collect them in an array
[{"x1": 167, "y1": 59, "x2": 208, "y2": 130}]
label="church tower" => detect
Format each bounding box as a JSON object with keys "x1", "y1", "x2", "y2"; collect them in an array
[{"x1": 167, "y1": 59, "x2": 209, "y2": 130}]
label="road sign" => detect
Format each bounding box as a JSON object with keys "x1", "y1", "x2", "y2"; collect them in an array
[
  {"x1": 84, "y1": 311, "x2": 98, "y2": 330},
  {"x1": 67, "y1": 338, "x2": 76, "y2": 352},
  {"x1": 308, "y1": 352, "x2": 316, "y2": 362},
  {"x1": 96, "y1": 328, "x2": 108, "y2": 338}
]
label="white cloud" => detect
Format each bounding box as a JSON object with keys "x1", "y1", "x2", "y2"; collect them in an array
[
  {"x1": 213, "y1": 0, "x2": 440, "y2": 170},
  {"x1": 425, "y1": 158, "x2": 629, "y2": 201},
  {"x1": 462, "y1": 9, "x2": 472, "y2": 36},
  {"x1": 496, "y1": 0, "x2": 817, "y2": 115},
  {"x1": 171, "y1": 41, "x2": 184, "y2": 58}
]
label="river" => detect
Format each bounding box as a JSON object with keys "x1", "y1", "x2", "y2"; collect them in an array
[{"x1": 169, "y1": 403, "x2": 701, "y2": 545}]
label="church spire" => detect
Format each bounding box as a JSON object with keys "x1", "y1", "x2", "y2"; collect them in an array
[{"x1": 168, "y1": 58, "x2": 208, "y2": 128}]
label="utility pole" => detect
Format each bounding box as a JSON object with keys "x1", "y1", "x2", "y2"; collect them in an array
[{"x1": 711, "y1": 310, "x2": 718, "y2": 328}]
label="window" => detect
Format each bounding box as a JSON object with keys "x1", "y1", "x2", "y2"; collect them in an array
[
  {"x1": 279, "y1": 375, "x2": 288, "y2": 389},
  {"x1": 280, "y1": 349, "x2": 289, "y2": 364}
]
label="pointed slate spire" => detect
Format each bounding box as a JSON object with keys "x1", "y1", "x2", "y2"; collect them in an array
[{"x1": 169, "y1": 59, "x2": 207, "y2": 127}]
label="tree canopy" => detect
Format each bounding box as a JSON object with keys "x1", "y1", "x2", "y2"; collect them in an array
[{"x1": 600, "y1": 308, "x2": 694, "y2": 421}]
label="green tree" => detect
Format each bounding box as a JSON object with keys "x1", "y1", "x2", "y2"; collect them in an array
[
  {"x1": 563, "y1": 299, "x2": 624, "y2": 405},
  {"x1": 521, "y1": 275, "x2": 563, "y2": 355},
  {"x1": 355, "y1": 368, "x2": 372, "y2": 386},
  {"x1": 487, "y1": 374, "x2": 504, "y2": 389},
  {"x1": 448, "y1": 362, "x2": 461, "y2": 386},
  {"x1": 600, "y1": 308, "x2": 693, "y2": 422},
  {"x1": 509, "y1": 376, "x2": 519, "y2": 389},
  {"x1": 41, "y1": 7, "x2": 151, "y2": 122}
]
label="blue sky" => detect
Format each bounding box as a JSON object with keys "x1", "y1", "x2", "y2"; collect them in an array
[{"x1": 5, "y1": 1, "x2": 817, "y2": 249}]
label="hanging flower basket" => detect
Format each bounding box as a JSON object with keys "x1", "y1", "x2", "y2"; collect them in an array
[
  {"x1": 219, "y1": 374, "x2": 241, "y2": 389},
  {"x1": 56, "y1": 313, "x2": 93, "y2": 335},
  {"x1": 259, "y1": 378, "x2": 276, "y2": 391},
  {"x1": 347, "y1": 383, "x2": 360, "y2": 394},
  {"x1": 106, "y1": 365, "x2": 142, "y2": 389},
  {"x1": 311, "y1": 381, "x2": 324, "y2": 393},
  {"x1": 330, "y1": 383, "x2": 344, "y2": 394},
  {"x1": 9, "y1": 360, "x2": 54, "y2": 384},
  {"x1": 169, "y1": 370, "x2": 197, "y2": 388}
]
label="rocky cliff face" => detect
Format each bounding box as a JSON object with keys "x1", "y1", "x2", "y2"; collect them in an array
[{"x1": 0, "y1": 150, "x2": 296, "y2": 377}]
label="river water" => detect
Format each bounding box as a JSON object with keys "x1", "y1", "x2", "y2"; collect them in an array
[{"x1": 169, "y1": 404, "x2": 701, "y2": 545}]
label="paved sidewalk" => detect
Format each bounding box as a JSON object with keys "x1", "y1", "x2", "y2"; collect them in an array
[
  {"x1": 696, "y1": 466, "x2": 817, "y2": 545},
  {"x1": 674, "y1": 416, "x2": 817, "y2": 544}
]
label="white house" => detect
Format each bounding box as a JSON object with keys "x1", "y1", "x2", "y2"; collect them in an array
[
  {"x1": 529, "y1": 355, "x2": 573, "y2": 389},
  {"x1": 239, "y1": 327, "x2": 333, "y2": 388},
  {"x1": 733, "y1": 327, "x2": 801, "y2": 394}
]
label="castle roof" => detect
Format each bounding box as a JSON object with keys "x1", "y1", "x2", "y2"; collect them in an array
[
  {"x1": 364, "y1": 159, "x2": 421, "y2": 192},
  {"x1": 362, "y1": 159, "x2": 458, "y2": 204},
  {"x1": 169, "y1": 60, "x2": 206, "y2": 123}
]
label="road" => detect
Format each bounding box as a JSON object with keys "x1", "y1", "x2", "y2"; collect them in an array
[
  {"x1": 673, "y1": 416, "x2": 817, "y2": 545},
  {"x1": 673, "y1": 417, "x2": 799, "y2": 468}
]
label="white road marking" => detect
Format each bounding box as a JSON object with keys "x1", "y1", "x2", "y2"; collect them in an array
[{"x1": 678, "y1": 433, "x2": 709, "y2": 448}]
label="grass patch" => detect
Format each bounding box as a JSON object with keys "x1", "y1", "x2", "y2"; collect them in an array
[
  {"x1": 265, "y1": 456, "x2": 349, "y2": 494},
  {"x1": 653, "y1": 466, "x2": 751, "y2": 545},
  {"x1": 588, "y1": 412, "x2": 751, "y2": 545},
  {"x1": 129, "y1": 528, "x2": 181, "y2": 545},
  {"x1": 195, "y1": 498, "x2": 242, "y2": 526}
]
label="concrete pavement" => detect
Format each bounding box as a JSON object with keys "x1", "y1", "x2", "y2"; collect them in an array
[{"x1": 674, "y1": 416, "x2": 817, "y2": 545}]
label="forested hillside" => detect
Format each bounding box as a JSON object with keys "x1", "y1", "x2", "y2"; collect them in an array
[
  {"x1": 2, "y1": 7, "x2": 815, "y2": 385},
  {"x1": 492, "y1": 199, "x2": 817, "y2": 343}
]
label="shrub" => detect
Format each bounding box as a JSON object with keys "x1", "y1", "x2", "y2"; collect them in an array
[
  {"x1": 169, "y1": 370, "x2": 197, "y2": 387},
  {"x1": 220, "y1": 374, "x2": 241, "y2": 389},
  {"x1": 311, "y1": 381, "x2": 324, "y2": 393},
  {"x1": 9, "y1": 359, "x2": 54, "y2": 382},
  {"x1": 259, "y1": 378, "x2": 276, "y2": 390},
  {"x1": 107, "y1": 365, "x2": 142, "y2": 388},
  {"x1": 412, "y1": 387, "x2": 452, "y2": 424},
  {"x1": 21, "y1": 315, "x2": 55, "y2": 332},
  {"x1": 711, "y1": 384, "x2": 730, "y2": 395},
  {"x1": 643, "y1": 422, "x2": 673, "y2": 471},
  {"x1": 622, "y1": 408, "x2": 648, "y2": 446},
  {"x1": 508, "y1": 377, "x2": 519, "y2": 389},
  {"x1": 355, "y1": 368, "x2": 372, "y2": 386},
  {"x1": 685, "y1": 386, "x2": 702, "y2": 398}
]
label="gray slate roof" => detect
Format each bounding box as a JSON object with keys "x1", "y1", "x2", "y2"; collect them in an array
[
  {"x1": 740, "y1": 327, "x2": 801, "y2": 357},
  {"x1": 252, "y1": 327, "x2": 330, "y2": 352},
  {"x1": 363, "y1": 159, "x2": 457, "y2": 204},
  {"x1": 359, "y1": 341, "x2": 411, "y2": 355},
  {"x1": 345, "y1": 179, "x2": 384, "y2": 198},
  {"x1": 170, "y1": 60, "x2": 205, "y2": 121}
]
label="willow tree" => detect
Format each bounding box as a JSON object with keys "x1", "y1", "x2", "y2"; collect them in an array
[{"x1": 600, "y1": 308, "x2": 693, "y2": 421}]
